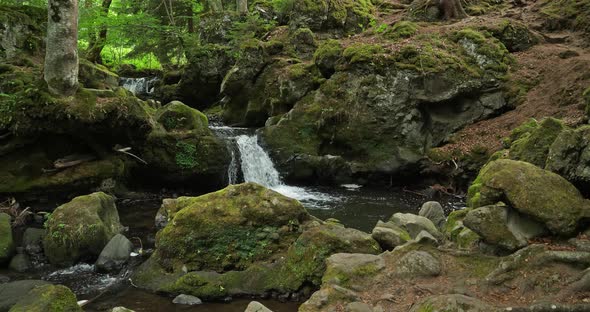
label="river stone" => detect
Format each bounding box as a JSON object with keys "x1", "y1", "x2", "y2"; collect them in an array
[
  {"x1": 464, "y1": 204, "x2": 546, "y2": 251},
  {"x1": 345, "y1": 302, "x2": 374, "y2": 312},
  {"x1": 43, "y1": 192, "x2": 122, "y2": 266},
  {"x1": 172, "y1": 294, "x2": 202, "y2": 305},
  {"x1": 409, "y1": 294, "x2": 499, "y2": 312},
  {"x1": 244, "y1": 301, "x2": 273, "y2": 312},
  {"x1": 394, "y1": 251, "x2": 441, "y2": 277},
  {"x1": 414, "y1": 230, "x2": 439, "y2": 246},
  {"x1": 324, "y1": 253, "x2": 385, "y2": 286},
  {"x1": 8, "y1": 284, "x2": 81, "y2": 312},
  {"x1": 469, "y1": 159, "x2": 590, "y2": 235},
  {"x1": 371, "y1": 220, "x2": 410, "y2": 250},
  {"x1": 390, "y1": 213, "x2": 443, "y2": 241},
  {"x1": 0, "y1": 280, "x2": 50, "y2": 312},
  {"x1": 419, "y1": 201, "x2": 446, "y2": 229},
  {"x1": 8, "y1": 253, "x2": 30, "y2": 273},
  {"x1": 0, "y1": 213, "x2": 14, "y2": 265},
  {"x1": 95, "y1": 234, "x2": 134, "y2": 273},
  {"x1": 111, "y1": 308, "x2": 135, "y2": 312},
  {"x1": 22, "y1": 228, "x2": 45, "y2": 258}
]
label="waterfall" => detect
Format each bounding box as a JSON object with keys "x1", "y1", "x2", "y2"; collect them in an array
[
  {"x1": 119, "y1": 77, "x2": 159, "y2": 96},
  {"x1": 210, "y1": 125, "x2": 337, "y2": 206}
]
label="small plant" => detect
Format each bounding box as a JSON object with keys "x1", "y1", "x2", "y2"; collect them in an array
[{"x1": 175, "y1": 141, "x2": 199, "y2": 169}]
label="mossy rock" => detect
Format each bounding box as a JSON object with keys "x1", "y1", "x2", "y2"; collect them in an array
[
  {"x1": 43, "y1": 192, "x2": 122, "y2": 266},
  {"x1": 78, "y1": 59, "x2": 119, "y2": 89},
  {"x1": 546, "y1": 126, "x2": 590, "y2": 191},
  {"x1": 155, "y1": 101, "x2": 209, "y2": 132},
  {"x1": 383, "y1": 21, "x2": 418, "y2": 40},
  {"x1": 313, "y1": 39, "x2": 343, "y2": 78},
  {"x1": 0, "y1": 5, "x2": 46, "y2": 62},
  {"x1": 154, "y1": 183, "x2": 311, "y2": 272},
  {"x1": 483, "y1": 20, "x2": 539, "y2": 52},
  {"x1": 279, "y1": 0, "x2": 374, "y2": 34},
  {"x1": 139, "y1": 130, "x2": 229, "y2": 185},
  {"x1": 8, "y1": 284, "x2": 82, "y2": 312},
  {"x1": 509, "y1": 118, "x2": 565, "y2": 167},
  {"x1": 0, "y1": 213, "x2": 14, "y2": 265},
  {"x1": 468, "y1": 159, "x2": 590, "y2": 236},
  {"x1": 539, "y1": 0, "x2": 590, "y2": 35}
]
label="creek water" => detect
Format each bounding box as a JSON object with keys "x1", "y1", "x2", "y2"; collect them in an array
[
  {"x1": 3, "y1": 125, "x2": 464, "y2": 312},
  {"x1": 119, "y1": 77, "x2": 159, "y2": 96}
]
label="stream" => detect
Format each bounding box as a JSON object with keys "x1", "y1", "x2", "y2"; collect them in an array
[{"x1": 3, "y1": 125, "x2": 464, "y2": 312}]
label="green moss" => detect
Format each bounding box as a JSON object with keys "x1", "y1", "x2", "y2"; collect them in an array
[
  {"x1": 584, "y1": 87, "x2": 590, "y2": 117},
  {"x1": 540, "y1": 0, "x2": 590, "y2": 34},
  {"x1": 8, "y1": 284, "x2": 82, "y2": 312},
  {"x1": 0, "y1": 213, "x2": 14, "y2": 263},
  {"x1": 384, "y1": 21, "x2": 418, "y2": 40},
  {"x1": 313, "y1": 39, "x2": 343, "y2": 63},
  {"x1": 342, "y1": 43, "x2": 385, "y2": 64},
  {"x1": 175, "y1": 142, "x2": 199, "y2": 169},
  {"x1": 451, "y1": 28, "x2": 513, "y2": 74},
  {"x1": 509, "y1": 118, "x2": 565, "y2": 167}
]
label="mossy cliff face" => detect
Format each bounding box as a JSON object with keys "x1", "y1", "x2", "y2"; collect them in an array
[
  {"x1": 546, "y1": 126, "x2": 590, "y2": 192},
  {"x1": 43, "y1": 192, "x2": 122, "y2": 266},
  {"x1": 467, "y1": 159, "x2": 590, "y2": 236},
  {"x1": 0, "y1": 5, "x2": 46, "y2": 62},
  {"x1": 261, "y1": 29, "x2": 511, "y2": 184},
  {"x1": 133, "y1": 183, "x2": 381, "y2": 299}
]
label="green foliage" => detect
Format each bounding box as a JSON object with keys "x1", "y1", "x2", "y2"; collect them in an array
[{"x1": 175, "y1": 141, "x2": 198, "y2": 169}]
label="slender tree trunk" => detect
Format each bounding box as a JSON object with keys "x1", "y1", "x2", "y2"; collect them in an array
[
  {"x1": 440, "y1": 0, "x2": 467, "y2": 20},
  {"x1": 45, "y1": 0, "x2": 79, "y2": 96},
  {"x1": 208, "y1": 0, "x2": 223, "y2": 13},
  {"x1": 237, "y1": 0, "x2": 248, "y2": 14},
  {"x1": 87, "y1": 0, "x2": 113, "y2": 64}
]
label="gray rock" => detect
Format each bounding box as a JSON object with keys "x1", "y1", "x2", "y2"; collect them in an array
[
  {"x1": 419, "y1": 201, "x2": 446, "y2": 229},
  {"x1": 96, "y1": 234, "x2": 134, "y2": 273},
  {"x1": 173, "y1": 294, "x2": 202, "y2": 305},
  {"x1": 371, "y1": 220, "x2": 410, "y2": 250},
  {"x1": 8, "y1": 253, "x2": 31, "y2": 273},
  {"x1": 0, "y1": 276, "x2": 8, "y2": 284},
  {"x1": 22, "y1": 228, "x2": 45, "y2": 257},
  {"x1": 394, "y1": 251, "x2": 441, "y2": 277},
  {"x1": 0, "y1": 213, "x2": 13, "y2": 265},
  {"x1": 0, "y1": 280, "x2": 50, "y2": 311},
  {"x1": 464, "y1": 204, "x2": 546, "y2": 251},
  {"x1": 414, "y1": 230, "x2": 439, "y2": 246},
  {"x1": 346, "y1": 302, "x2": 374, "y2": 312},
  {"x1": 409, "y1": 294, "x2": 499, "y2": 312},
  {"x1": 244, "y1": 301, "x2": 273, "y2": 312},
  {"x1": 111, "y1": 307, "x2": 135, "y2": 312},
  {"x1": 546, "y1": 126, "x2": 590, "y2": 189},
  {"x1": 390, "y1": 213, "x2": 443, "y2": 241},
  {"x1": 324, "y1": 253, "x2": 385, "y2": 286}
]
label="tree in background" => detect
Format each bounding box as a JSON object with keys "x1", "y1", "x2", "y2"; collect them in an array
[
  {"x1": 44, "y1": 0, "x2": 79, "y2": 95},
  {"x1": 440, "y1": 0, "x2": 467, "y2": 19},
  {"x1": 85, "y1": 0, "x2": 113, "y2": 64}
]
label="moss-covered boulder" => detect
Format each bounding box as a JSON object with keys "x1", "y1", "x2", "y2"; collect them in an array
[
  {"x1": 278, "y1": 0, "x2": 374, "y2": 34},
  {"x1": 546, "y1": 126, "x2": 590, "y2": 192},
  {"x1": 409, "y1": 294, "x2": 499, "y2": 312},
  {"x1": 467, "y1": 159, "x2": 590, "y2": 236},
  {"x1": 43, "y1": 192, "x2": 122, "y2": 266},
  {"x1": 8, "y1": 284, "x2": 81, "y2": 312},
  {"x1": 154, "y1": 183, "x2": 311, "y2": 272},
  {"x1": 508, "y1": 118, "x2": 565, "y2": 167},
  {"x1": 444, "y1": 209, "x2": 481, "y2": 249},
  {"x1": 155, "y1": 101, "x2": 209, "y2": 132},
  {"x1": 463, "y1": 203, "x2": 546, "y2": 251},
  {"x1": 261, "y1": 29, "x2": 511, "y2": 184},
  {"x1": 78, "y1": 59, "x2": 119, "y2": 89},
  {"x1": 313, "y1": 39, "x2": 343, "y2": 78},
  {"x1": 0, "y1": 213, "x2": 14, "y2": 265}
]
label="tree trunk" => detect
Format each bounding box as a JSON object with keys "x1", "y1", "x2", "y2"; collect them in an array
[
  {"x1": 208, "y1": 0, "x2": 223, "y2": 13},
  {"x1": 45, "y1": 0, "x2": 79, "y2": 96},
  {"x1": 440, "y1": 0, "x2": 467, "y2": 20},
  {"x1": 237, "y1": 0, "x2": 248, "y2": 14},
  {"x1": 86, "y1": 0, "x2": 113, "y2": 64}
]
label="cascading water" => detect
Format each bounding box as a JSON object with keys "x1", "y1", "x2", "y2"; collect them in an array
[
  {"x1": 210, "y1": 125, "x2": 336, "y2": 206},
  {"x1": 119, "y1": 77, "x2": 159, "y2": 96}
]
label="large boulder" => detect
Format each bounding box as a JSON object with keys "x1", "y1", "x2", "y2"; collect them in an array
[
  {"x1": 95, "y1": 234, "x2": 134, "y2": 273},
  {"x1": 8, "y1": 284, "x2": 81, "y2": 312},
  {"x1": 468, "y1": 159, "x2": 590, "y2": 236},
  {"x1": 418, "y1": 201, "x2": 446, "y2": 229},
  {"x1": 371, "y1": 220, "x2": 410, "y2": 250},
  {"x1": 390, "y1": 213, "x2": 443, "y2": 241},
  {"x1": 0, "y1": 213, "x2": 13, "y2": 265},
  {"x1": 0, "y1": 280, "x2": 50, "y2": 312},
  {"x1": 262, "y1": 29, "x2": 511, "y2": 184},
  {"x1": 508, "y1": 118, "x2": 565, "y2": 167},
  {"x1": 463, "y1": 203, "x2": 546, "y2": 251},
  {"x1": 43, "y1": 192, "x2": 122, "y2": 266},
  {"x1": 0, "y1": 5, "x2": 46, "y2": 62},
  {"x1": 546, "y1": 126, "x2": 590, "y2": 192}
]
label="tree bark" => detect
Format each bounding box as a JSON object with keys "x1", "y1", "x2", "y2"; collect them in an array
[
  {"x1": 208, "y1": 0, "x2": 223, "y2": 13},
  {"x1": 237, "y1": 0, "x2": 248, "y2": 14},
  {"x1": 86, "y1": 0, "x2": 113, "y2": 64},
  {"x1": 45, "y1": 0, "x2": 79, "y2": 96},
  {"x1": 440, "y1": 0, "x2": 467, "y2": 20}
]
